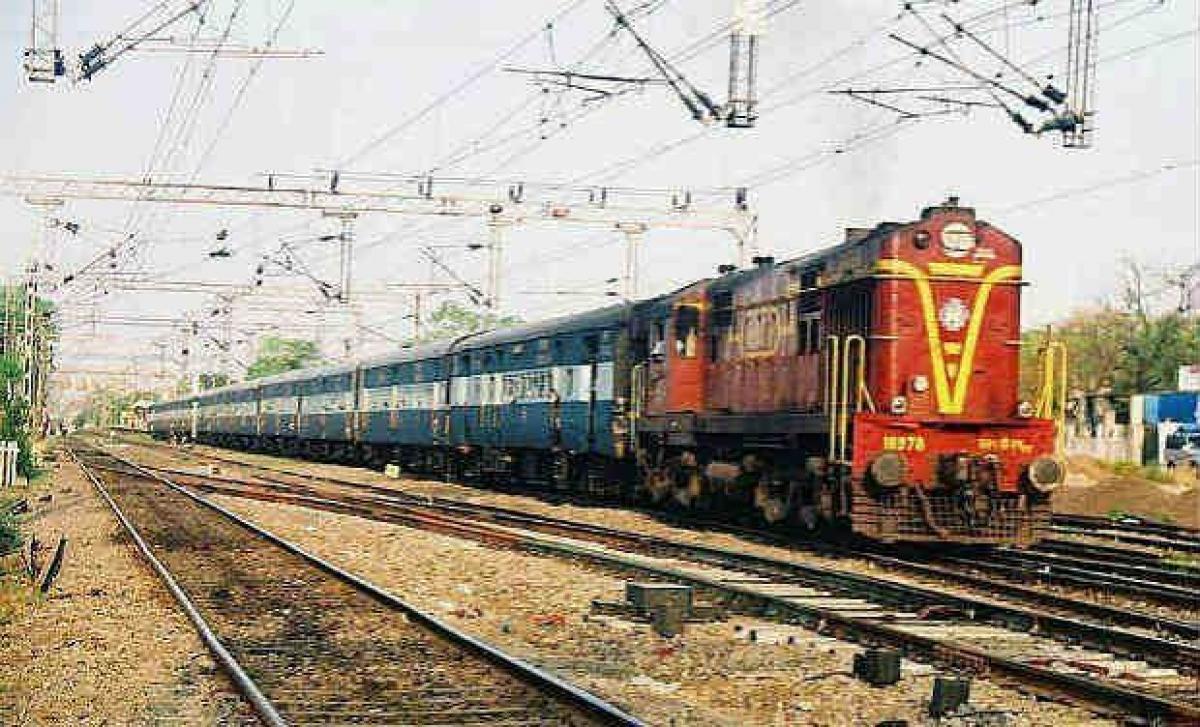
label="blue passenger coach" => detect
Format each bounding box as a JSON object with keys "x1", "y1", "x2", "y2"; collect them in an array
[
  {"x1": 150, "y1": 303, "x2": 636, "y2": 493},
  {"x1": 357, "y1": 341, "x2": 453, "y2": 468},
  {"x1": 449, "y1": 305, "x2": 628, "y2": 486}
]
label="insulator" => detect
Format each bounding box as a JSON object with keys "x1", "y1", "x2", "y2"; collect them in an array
[{"x1": 1042, "y1": 84, "x2": 1066, "y2": 104}]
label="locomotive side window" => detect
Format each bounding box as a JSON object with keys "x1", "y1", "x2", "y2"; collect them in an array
[
  {"x1": 535, "y1": 338, "x2": 552, "y2": 366},
  {"x1": 674, "y1": 305, "x2": 700, "y2": 359},
  {"x1": 709, "y1": 292, "x2": 734, "y2": 363},
  {"x1": 798, "y1": 312, "x2": 822, "y2": 355}
]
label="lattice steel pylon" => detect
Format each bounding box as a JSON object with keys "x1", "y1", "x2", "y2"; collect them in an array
[
  {"x1": 23, "y1": 0, "x2": 64, "y2": 83},
  {"x1": 1062, "y1": 0, "x2": 1099, "y2": 148}
]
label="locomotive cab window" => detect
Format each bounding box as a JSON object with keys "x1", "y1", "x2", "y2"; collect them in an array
[{"x1": 674, "y1": 305, "x2": 700, "y2": 359}]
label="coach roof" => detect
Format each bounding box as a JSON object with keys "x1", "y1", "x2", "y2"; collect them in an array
[{"x1": 452, "y1": 303, "x2": 632, "y2": 352}]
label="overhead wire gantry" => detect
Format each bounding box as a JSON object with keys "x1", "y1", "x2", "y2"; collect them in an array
[{"x1": 0, "y1": 172, "x2": 757, "y2": 310}]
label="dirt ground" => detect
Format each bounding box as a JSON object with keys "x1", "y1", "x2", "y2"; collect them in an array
[
  {"x1": 1054, "y1": 457, "x2": 1199, "y2": 528},
  {"x1": 207, "y1": 492, "x2": 1113, "y2": 727},
  {"x1": 0, "y1": 456, "x2": 253, "y2": 725}
]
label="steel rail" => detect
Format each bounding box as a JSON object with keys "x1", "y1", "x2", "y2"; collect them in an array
[
  {"x1": 110, "y1": 435, "x2": 1200, "y2": 636},
  {"x1": 74, "y1": 445, "x2": 645, "y2": 727},
  {"x1": 933, "y1": 554, "x2": 1199, "y2": 608},
  {"x1": 118, "y1": 441, "x2": 1200, "y2": 641},
  {"x1": 168, "y1": 470, "x2": 1200, "y2": 722},
  {"x1": 68, "y1": 449, "x2": 288, "y2": 727},
  {"x1": 1052, "y1": 524, "x2": 1200, "y2": 555},
  {"x1": 100, "y1": 447, "x2": 1199, "y2": 722},
  {"x1": 988, "y1": 547, "x2": 1200, "y2": 589},
  {"x1": 1037, "y1": 538, "x2": 1200, "y2": 573},
  {"x1": 155, "y1": 465, "x2": 1200, "y2": 666},
  {"x1": 1053, "y1": 513, "x2": 1200, "y2": 543}
]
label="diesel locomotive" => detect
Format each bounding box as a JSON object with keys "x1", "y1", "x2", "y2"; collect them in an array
[{"x1": 149, "y1": 198, "x2": 1066, "y2": 545}]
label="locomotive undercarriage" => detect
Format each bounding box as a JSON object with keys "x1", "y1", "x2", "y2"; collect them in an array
[{"x1": 630, "y1": 432, "x2": 1051, "y2": 545}]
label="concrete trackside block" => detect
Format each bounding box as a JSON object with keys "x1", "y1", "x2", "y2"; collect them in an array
[{"x1": 625, "y1": 583, "x2": 693, "y2": 615}]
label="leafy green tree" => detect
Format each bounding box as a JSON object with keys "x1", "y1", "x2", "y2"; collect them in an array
[
  {"x1": 1, "y1": 283, "x2": 57, "y2": 476},
  {"x1": 245, "y1": 337, "x2": 324, "y2": 380},
  {"x1": 1021, "y1": 260, "x2": 1200, "y2": 398},
  {"x1": 73, "y1": 387, "x2": 155, "y2": 429},
  {"x1": 418, "y1": 301, "x2": 521, "y2": 343},
  {"x1": 0, "y1": 354, "x2": 35, "y2": 476}
]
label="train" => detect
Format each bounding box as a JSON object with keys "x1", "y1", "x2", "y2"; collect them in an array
[{"x1": 148, "y1": 198, "x2": 1066, "y2": 546}]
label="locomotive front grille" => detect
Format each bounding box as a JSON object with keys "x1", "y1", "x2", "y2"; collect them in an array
[{"x1": 853, "y1": 489, "x2": 1050, "y2": 546}]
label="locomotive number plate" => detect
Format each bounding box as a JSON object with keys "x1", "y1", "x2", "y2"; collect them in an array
[
  {"x1": 882, "y1": 434, "x2": 926, "y2": 452},
  {"x1": 977, "y1": 437, "x2": 1033, "y2": 454}
]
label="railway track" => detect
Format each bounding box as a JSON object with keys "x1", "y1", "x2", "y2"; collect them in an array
[
  {"x1": 68, "y1": 444, "x2": 641, "y2": 727},
  {"x1": 1054, "y1": 513, "x2": 1200, "y2": 545},
  {"x1": 96, "y1": 439, "x2": 1200, "y2": 723},
  {"x1": 1052, "y1": 514, "x2": 1200, "y2": 556},
  {"x1": 921, "y1": 547, "x2": 1199, "y2": 608},
  {"x1": 119, "y1": 435, "x2": 1199, "y2": 610}
]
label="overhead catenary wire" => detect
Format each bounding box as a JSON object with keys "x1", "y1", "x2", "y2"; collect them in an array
[
  {"x1": 190, "y1": 0, "x2": 299, "y2": 179},
  {"x1": 998, "y1": 159, "x2": 1200, "y2": 213},
  {"x1": 337, "y1": 0, "x2": 592, "y2": 168}
]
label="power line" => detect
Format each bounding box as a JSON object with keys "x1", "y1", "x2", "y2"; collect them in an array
[
  {"x1": 338, "y1": 0, "x2": 591, "y2": 167},
  {"x1": 190, "y1": 0, "x2": 299, "y2": 178},
  {"x1": 998, "y1": 159, "x2": 1199, "y2": 213}
]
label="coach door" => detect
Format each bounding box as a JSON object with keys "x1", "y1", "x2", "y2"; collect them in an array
[{"x1": 666, "y1": 301, "x2": 706, "y2": 412}]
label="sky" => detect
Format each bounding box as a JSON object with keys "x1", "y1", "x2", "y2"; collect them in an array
[{"x1": 0, "y1": 0, "x2": 1196, "y2": 390}]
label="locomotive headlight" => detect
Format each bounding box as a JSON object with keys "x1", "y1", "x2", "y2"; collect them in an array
[
  {"x1": 910, "y1": 375, "x2": 929, "y2": 393},
  {"x1": 870, "y1": 452, "x2": 905, "y2": 488},
  {"x1": 1026, "y1": 456, "x2": 1066, "y2": 493},
  {"x1": 941, "y1": 222, "x2": 976, "y2": 258},
  {"x1": 890, "y1": 395, "x2": 908, "y2": 415},
  {"x1": 1017, "y1": 400, "x2": 1035, "y2": 418}
]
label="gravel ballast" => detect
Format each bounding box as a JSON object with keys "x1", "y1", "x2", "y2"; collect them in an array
[
  {"x1": 0, "y1": 459, "x2": 253, "y2": 725},
  {"x1": 207, "y1": 490, "x2": 1114, "y2": 726}
]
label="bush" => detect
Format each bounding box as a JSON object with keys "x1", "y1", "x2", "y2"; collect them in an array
[{"x1": 1102, "y1": 460, "x2": 1175, "y2": 483}]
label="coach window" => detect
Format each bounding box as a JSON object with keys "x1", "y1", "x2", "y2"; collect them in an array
[
  {"x1": 674, "y1": 305, "x2": 700, "y2": 359},
  {"x1": 598, "y1": 330, "x2": 614, "y2": 359}
]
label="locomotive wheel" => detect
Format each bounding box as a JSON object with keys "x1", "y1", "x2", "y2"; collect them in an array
[
  {"x1": 643, "y1": 466, "x2": 673, "y2": 504},
  {"x1": 759, "y1": 496, "x2": 789, "y2": 525},
  {"x1": 672, "y1": 470, "x2": 704, "y2": 509}
]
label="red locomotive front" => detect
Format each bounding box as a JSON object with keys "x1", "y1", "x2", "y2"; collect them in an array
[
  {"x1": 846, "y1": 200, "x2": 1062, "y2": 544},
  {"x1": 632, "y1": 198, "x2": 1064, "y2": 546}
]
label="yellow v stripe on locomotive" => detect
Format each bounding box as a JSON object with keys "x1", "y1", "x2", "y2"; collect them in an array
[{"x1": 876, "y1": 259, "x2": 1021, "y2": 414}]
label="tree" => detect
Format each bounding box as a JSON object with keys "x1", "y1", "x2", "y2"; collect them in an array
[
  {"x1": 0, "y1": 353, "x2": 35, "y2": 476},
  {"x1": 0, "y1": 283, "x2": 58, "y2": 476},
  {"x1": 418, "y1": 301, "x2": 521, "y2": 343},
  {"x1": 197, "y1": 372, "x2": 230, "y2": 390},
  {"x1": 73, "y1": 387, "x2": 155, "y2": 429},
  {"x1": 245, "y1": 337, "x2": 324, "y2": 380},
  {"x1": 1021, "y1": 260, "x2": 1200, "y2": 399}
]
